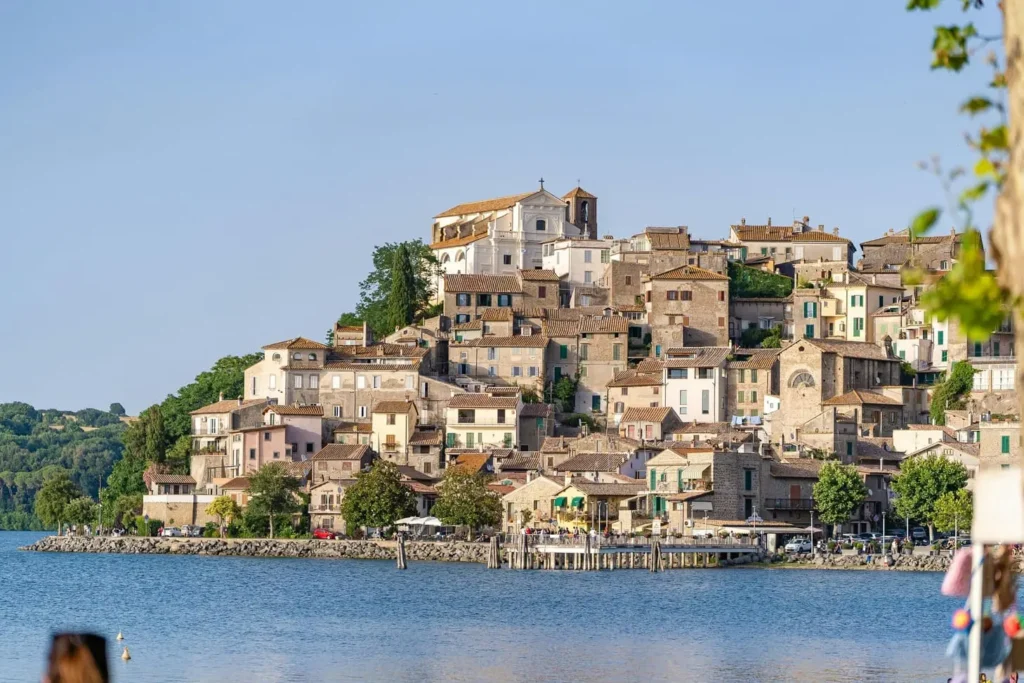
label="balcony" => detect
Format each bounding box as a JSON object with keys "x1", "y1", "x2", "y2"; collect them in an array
[
  {"x1": 309, "y1": 504, "x2": 341, "y2": 513},
  {"x1": 764, "y1": 498, "x2": 815, "y2": 511},
  {"x1": 649, "y1": 480, "x2": 712, "y2": 495},
  {"x1": 820, "y1": 298, "x2": 845, "y2": 318}
]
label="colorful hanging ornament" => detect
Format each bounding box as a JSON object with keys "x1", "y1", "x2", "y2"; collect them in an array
[
  {"x1": 942, "y1": 548, "x2": 974, "y2": 597},
  {"x1": 1005, "y1": 613, "x2": 1022, "y2": 638},
  {"x1": 952, "y1": 608, "x2": 973, "y2": 631}
]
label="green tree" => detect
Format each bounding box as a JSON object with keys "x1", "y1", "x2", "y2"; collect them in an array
[
  {"x1": 431, "y1": 467, "x2": 502, "y2": 539},
  {"x1": 812, "y1": 461, "x2": 867, "y2": 537},
  {"x1": 108, "y1": 403, "x2": 126, "y2": 417},
  {"x1": 727, "y1": 262, "x2": 794, "y2": 298},
  {"x1": 64, "y1": 496, "x2": 97, "y2": 533},
  {"x1": 933, "y1": 489, "x2": 973, "y2": 534},
  {"x1": 385, "y1": 243, "x2": 418, "y2": 334},
  {"x1": 891, "y1": 455, "x2": 969, "y2": 541},
  {"x1": 34, "y1": 472, "x2": 82, "y2": 533},
  {"x1": 551, "y1": 376, "x2": 578, "y2": 412},
  {"x1": 351, "y1": 240, "x2": 440, "y2": 336},
  {"x1": 122, "y1": 406, "x2": 169, "y2": 465},
  {"x1": 929, "y1": 361, "x2": 977, "y2": 425},
  {"x1": 336, "y1": 312, "x2": 364, "y2": 328},
  {"x1": 340, "y1": 460, "x2": 417, "y2": 532},
  {"x1": 245, "y1": 463, "x2": 301, "y2": 539},
  {"x1": 108, "y1": 493, "x2": 143, "y2": 528},
  {"x1": 206, "y1": 495, "x2": 242, "y2": 538}
]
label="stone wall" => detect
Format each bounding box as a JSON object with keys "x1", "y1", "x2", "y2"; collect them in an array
[{"x1": 21, "y1": 536, "x2": 492, "y2": 563}]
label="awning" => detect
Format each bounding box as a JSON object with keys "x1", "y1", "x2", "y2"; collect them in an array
[
  {"x1": 554, "y1": 496, "x2": 567, "y2": 507},
  {"x1": 570, "y1": 496, "x2": 584, "y2": 508},
  {"x1": 682, "y1": 464, "x2": 709, "y2": 479}
]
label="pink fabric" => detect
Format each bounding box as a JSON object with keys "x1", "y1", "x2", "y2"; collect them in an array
[{"x1": 942, "y1": 548, "x2": 973, "y2": 597}]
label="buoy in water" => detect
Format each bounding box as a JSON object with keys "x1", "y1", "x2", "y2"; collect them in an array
[
  {"x1": 116, "y1": 631, "x2": 124, "y2": 641},
  {"x1": 121, "y1": 646, "x2": 131, "y2": 661}
]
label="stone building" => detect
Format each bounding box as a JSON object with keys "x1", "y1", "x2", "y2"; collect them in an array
[
  {"x1": 518, "y1": 269, "x2": 561, "y2": 309},
  {"x1": 617, "y1": 406, "x2": 683, "y2": 442},
  {"x1": 858, "y1": 227, "x2": 963, "y2": 277},
  {"x1": 576, "y1": 315, "x2": 629, "y2": 415},
  {"x1": 309, "y1": 444, "x2": 375, "y2": 487},
  {"x1": 538, "y1": 436, "x2": 575, "y2": 472},
  {"x1": 653, "y1": 446, "x2": 766, "y2": 527},
  {"x1": 541, "y1": 236, "x2": 615, "y2": 303},
  {"x1": 371, "y1": 401, "x2": 440, "y2": 475},
  {"x1": 729, "y1": 298, "x2": 789, "y2": 344},
  {"x1": 726, "y1": 349, "x2": 780, "y2": 420},
  {"x1": 606, "y1": 369, "x2": 663, "y2": 427},
  {"x1": 188, "y1": 398, "x2": 269, "y2": 491},
  {"x1": 443, "y1": 274, "x2": 523, "y2": 323},
  {"x1": 606, "y1": 260, "x2": 646, "y2": 309},
  {"x1": 728, "y1": 217, "x2": 855, "y2": 267},
  {"x1": 519, "y1": 403, "x2": 555, "y2": 452},
  {"x1": 776, "y1": 338, "x2": 902, "y2": 448},
  {"x1": 500, "y1": 474, "x2": 564, "y2": 531},
  {"x1": 979, "y1": 420, "x2": 1021, "y2": 468},
  {"x1": 244, "y1": 337, "x2": 331, "y2": 406},
  {"x1": 643, "y1": 265, "x2": 730, "y2": 353},
  {"x1": 448, "y1": 335, "x2": 548, "y2": 392},
  {"x1": 444, "y1": 393, "x2": 522, "y2": 450}
]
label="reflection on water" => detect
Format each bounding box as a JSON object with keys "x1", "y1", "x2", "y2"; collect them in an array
[{"x1": 0, "y1": 532, "x2": 956, "y2": 682}]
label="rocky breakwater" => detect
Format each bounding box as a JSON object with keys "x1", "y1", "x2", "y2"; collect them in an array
[
  {"x1": 765, "y1": 552, "x2": 954, "y2": 572},
  {"x1": 21, "y1": 535, "x2": 492, "y2": 564}
]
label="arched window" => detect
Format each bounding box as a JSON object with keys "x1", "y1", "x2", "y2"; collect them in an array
[
  {"x1": 272, "y1": 353, "x2": 281, "y2": 361},
  {"x1": 308, "y1": 352, "x2": 317, "y2": 361},
  {"x1": 293, "y1": 352, "x2": 303, "y2": 360},
  {"x1": 581, "y1": 201, "x2": 589, "y2": 224},
  {"x1": 536, "y1": 219, "x2": 546, "y2": 232},
  {"x1": 441, "y1": 253, "x2": 451, "y2": 264},
  {"x1": 455, "y1": 251, "x2": 466, "y2": 262},
  {"x1": 788, "y1": 372, "x2": 816, "y2": 388}
]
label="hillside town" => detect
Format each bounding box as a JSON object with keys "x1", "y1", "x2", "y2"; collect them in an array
[{"x1": 141, "y1": 184, "x2": 1019, "y2": 542}]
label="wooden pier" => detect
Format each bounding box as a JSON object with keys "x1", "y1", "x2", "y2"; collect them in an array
[{"x1": 502, "y1": 534, "x2": 762, "y2": 571}]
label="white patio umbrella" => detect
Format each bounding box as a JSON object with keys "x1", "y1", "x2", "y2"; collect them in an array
[
  {"x1": 418, "y1": 517, "x2": 443, "y2": 527},
  {"x1": 394, "y1": 516, "x2": 421, "y2": 525}
]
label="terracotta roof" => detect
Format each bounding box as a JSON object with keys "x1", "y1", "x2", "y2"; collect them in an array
[
  {"x1": 265, "y1": 405, "x2": 324, "y2": 417},
  {"x1": 220, "y1": 477, "x2": 250, "y2": 490},
  {"x1": 555, "y1": 452, "x2": 630, "y2": 472},
  {"x1": 860, "y1": 229, "x2": 963, "y2": 248},
  {"x1": 332, "y1": 422, "x2": 373, "y2": 433},
  {"x1": 514, "y1": 305, "x2": 549, "y2": 318},
  {"x1": 234, "y1": 424, "x2": 287, "y2": 433},
  {"x1": 666, "y1": 490, "x2": 714, "y2": 502},
  {"x1": 544, "y1": 320, "x2": 580, "y2": 337},
  {"x1": 608, "y1": 370, "x2": 662, "y2": 387},
  {"x1": 579, "y1": 316, "x2": 629, "y2": 334},
  {"x1": 435, "y1": 191, "x2": 534, "y2": 218},
  {"x1": 615, "y1": 303, "x2": 646, "y2": 313},
  {"x1": 336, "y1": 326, "x2": 363, "y2": 333},
  {"x1": 733, "y1": 225, "x2": 794, "y2": 241},
  {"x1": 636, "y1": 359, "x2": 664, "y2": 374},
  {"x1": 152, "y1": 474, "x2": 196, "y2": 485},
  {"x1": 487, "y1": 483, "x2": 517, "y2": 496},
  {"x1": 568, "y1": 480, "x2": 646, "y2": 496},
  {"x1": 395, "y1": 466, "x2": 436, "y2": 482},
  {"x1": 728, "y1": 349, "x2": 781, "y2": 371},
  {"x1": 856, "y1": 437, "x2": 901, "y2": 460},
  {"x1": 444, "y1": 274, "x2": 522, "y2": 294},
  {"x1": 519, "y1": 269, "x2": 560, "y2": 282},
  {"x1": 191, "y1": 399, "x2": 266, "y2": 415},
  {"x1": 620, "y1": 406, "x2": 679, "y2": 425},
  {"x1": 664, "y1": 347, "x2": 731, "y2": 368},
  {"x1": 803, "y1": 339, "x2": 894, "y2": 360},
  {"x1": 480, "y1": 307, "x2": 514, "y2": 321},
  {"x1": 408, "y1": 430, "x2": 443, "y2": 445},
  {"x1": 404, "y1": 481, "x2": 438, "y2": 495},
  {"x1": 822, "y1": 390, "x2": 904, "y2": 407},
  {"x1": 311, "y1": 444, "x2": 371, "y2": 461},
  {"x1": 451, "y1": 453, "x2": 491, "y2": 474},
  {"x1": 769, "y1": 459, "x2": 825, "y2": 479},
  {"x1": 429, "y1": 231, "x2": 489, "y2": 250},
  {"x1": 498, "y1": 452, "x2": 541, "y2": 470},
  {"x1": 448, "y1": 394, "x2": 519, "y2": 409},
  {"x1": 282, "y1": 461, "x2": 312, "y2": 479},
  {"x1": 540, "y1": 436, "x2": 574, "y2": 453},
  {"x1": 372, "y1": 401, "x2": 416, "y2": 414},
  {"x1": 909, "y1": 440, "x2": 981, "y2": 458},
  {"x1": 645, "y1": 228, "x2": 689, "y2": 251},
  {"x1": 791, "y1": 231, "x2": 851, "y2": 243},
  {"x1": 453, "y1": 320, "x2": 482, "y2": 331},
  {"x1": 263, "y1": 337, "x2": 330, "y2": 351},
  {"x1": 452, "y1": 335, "x2": 548, "y2": 348},
  {"x1": 333, "y1": 342, "x2": 428, "y2": 358},
  {"x1": 323, "y1": 362, "x2": 422, "y2": 372},
  {"x1": 649, "y1": 265, "x2": 730, "y2": 281},
  {"x1": 562, "y1": 186, "x2": 596, "y2": 200},
  {"x1": 519, "y1": 402, "x2": 552, "y2": 417}
]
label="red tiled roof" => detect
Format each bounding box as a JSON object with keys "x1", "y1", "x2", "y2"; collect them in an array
[
  {"x1": 451, "y1": 453, "x2": 491, "y2": 474},
  {"x1": 311, "y1": 444, "x2": 371, "y2": 461},
  {"x1": 265, "y1": 405, "x2": 324, "y2": 416},
  {"x1": 372, "y1": 401, "x2": 416, "y2": 414},
  {"x1": 444, "y1": 274, "x2": 523, "y2": 294},
  {"x1": 191, "y1": 399, "x2": 267, "y2": 415},
  {"x1": 263, "y1": 337, "x2": 330, "y2": 350},
  {"x1": 822, "y1": 390, "x2": 903, "y2": 406},
  {"x1": 608, "y1": 370, "x2": 662, "y2": 388},
  {"x1": 519, "y1": 269, "x2": 560, "y2": 282},
  {"x1": 579, "y1": 316, "x2": 629, "y2": 334},
  {"x1": 562, "y1": 186, "x2": 596, "y2": 200},
  {"x1": 448, "y1": 394, "x2": 519, "y2": 409},
  {"x1": 620, "y1": 407, "x2": 677, "y2": 424},
  {"x1": 649, "y1": 265, "x2": 729, "y2": 281},
  {"x1": 435, "y1": 192, "x2": 534, "y2": 218},
  {"x1": 152, "y1": 474, "x2": 196, "y2": 485}
]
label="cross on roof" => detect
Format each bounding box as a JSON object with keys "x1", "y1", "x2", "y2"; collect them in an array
[{"x1": 538, "y1": 177, "x2": 544, "y2": 189}]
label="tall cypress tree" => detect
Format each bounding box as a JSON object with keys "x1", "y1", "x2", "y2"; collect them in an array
[{"x1": 386, "y1": 244, "x2": 417, "y2": 333}]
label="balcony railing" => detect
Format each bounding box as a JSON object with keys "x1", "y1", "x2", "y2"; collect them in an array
[
  {"x1": 309, "y1": 504, "x2": 341, "y2": 513},
  {"x1": 764, "y1": 498, "x2": 815, "y2": 511}
]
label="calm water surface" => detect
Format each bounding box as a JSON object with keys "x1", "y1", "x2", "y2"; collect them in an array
[{"x1": 0, "y1": 531, "x2": 962, "y2": 682}]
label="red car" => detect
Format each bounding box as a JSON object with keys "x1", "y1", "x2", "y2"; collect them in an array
[{"x1": 312, "y1": 528, "x2": 337, "y2": 540}]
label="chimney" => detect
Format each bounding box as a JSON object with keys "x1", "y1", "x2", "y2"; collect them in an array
[
  {"x1": 219, "y1": 392, "x2": 224, "y2": 402},
  {"x1": 818, "y1": 224, "x2": 825, "y2": 232},
  {"x1": 767, "y1": 217, "x2": 772, "y2": 226},
  {"x1": 238, "y1": 397, "x2": 243, "y2": 406}
]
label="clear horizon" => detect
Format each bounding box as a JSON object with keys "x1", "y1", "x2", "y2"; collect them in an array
[{"x1": 0, "y1": 1, "x2": 999, "y2": 413}]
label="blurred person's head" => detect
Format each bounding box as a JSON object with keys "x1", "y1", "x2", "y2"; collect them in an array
[{"x1": 44, "y1": 633, "x2": 108, "y2": 683}]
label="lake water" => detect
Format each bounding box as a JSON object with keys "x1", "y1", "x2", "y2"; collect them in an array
[{"x1": 0, "y1": 531, "x2": 965, "y2": 682}]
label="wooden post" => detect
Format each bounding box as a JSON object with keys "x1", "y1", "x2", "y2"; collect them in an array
[{"x1": 396, "y1": 533, "x2": 407, "y2": 570}]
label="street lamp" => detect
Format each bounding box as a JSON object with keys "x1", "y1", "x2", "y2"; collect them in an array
[{"x1": 882, "y1": 511, "x2": 886, "y2": 555}]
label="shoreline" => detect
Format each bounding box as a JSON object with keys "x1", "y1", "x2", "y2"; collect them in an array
[{"x1": 21, "y1": 535, "x2": 957, "y2": 573}]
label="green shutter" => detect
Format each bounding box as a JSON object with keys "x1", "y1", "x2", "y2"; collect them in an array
[
  {"x1": 805, "y1": 324, "x2": 814, "y2": 338},
  {"x1": 942, "y1": 350, "x2": 948, "y2": 362},
  {"x1": 677, "y1": 469, "x2": 682, "y2": 492},
  {"x1": 846, "y1": 441, "x2": 853, "y2": 456},
  {"x1": 938, "y1": 331, "x2": 944, "y2": 345},
  {"x1": 1003, "y1": 435, "x2": 1011, "y2": 454},
  {"x1": 649, "y1": 469, "x2": 656, "y2": 490},
  {"x1": 559, "y1": 344, "x2": 568, "y2": 359},
  {"x1": 446, "y1": 432, "x2": 456, "y2": 447},
  {"x1": 751, "y1": 369, "x2": 757, "y2": 382}
]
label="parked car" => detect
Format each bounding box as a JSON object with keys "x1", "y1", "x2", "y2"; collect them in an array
[
  {"x1": 784, "y1": 538, "x2": 812, "y2": 553},
  {"x1": 160, "y1": 527, "x2": 182, "y2": 537},
  {"x1": 946, "y1": 535, "x2": 972, "y2": 548},
  {"x1": 840, "y1": 534, "x2": 859, "y2": 545},
  {"x1": 911, "y1": 526, "x2": 928, "y2": 541},
  {"x1": 183, "y1": 525, "x2": 203, "y2": 537},
  {"x1": 312, "y1": 528, "x2": 337, "y2": 540},
  {"x1": 891, "y1": 529, "x2": 907, "y2": 539},
  {"x1": 857, "y1": 532, "x2": 880, "y2": 544}
]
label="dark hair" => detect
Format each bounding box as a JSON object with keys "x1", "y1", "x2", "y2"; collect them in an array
[{"x1": 46, "y1": 633, "x2": 108, "y2": 683}]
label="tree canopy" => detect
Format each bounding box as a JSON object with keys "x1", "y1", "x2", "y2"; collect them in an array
[
  {"x1": 431, "y1": 467, "x2": 502, "y2": 536},
  {"x1": 245, "y1": 463, "x2": 301, "y2": 539},
  {"x1": 891, "y1": 455, "x2": 969, "y2": 539},
  {"x1": 727, "y1": 262, "x2": 794, "y2": 298},
  {"x1": 34, "y1": 471, "x2": 83, "y2": 531},
  {"x1": 340, "y1": 460, "x2": 417, "y2": 531},
  {"x1": 933, "y1": 488, "x2": 973, "y2": 534},
  {"x1": 811, "y1": 462, "x2": 867, "y2": 533},
  {"x1": 206, "y1": 495, "x2": 242, "y2": 538},
  {"x1": 929, "y1": 361, "x2": 977, "y2": 425}
]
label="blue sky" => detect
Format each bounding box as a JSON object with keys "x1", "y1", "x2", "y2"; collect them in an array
[{"x1": 0, "y1": 1, "x2": 1000, "y2": 413}]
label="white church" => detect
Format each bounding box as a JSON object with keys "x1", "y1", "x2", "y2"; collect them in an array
[{"x1": 429, "y1": 181, "x2": 597, "y2": 297}]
